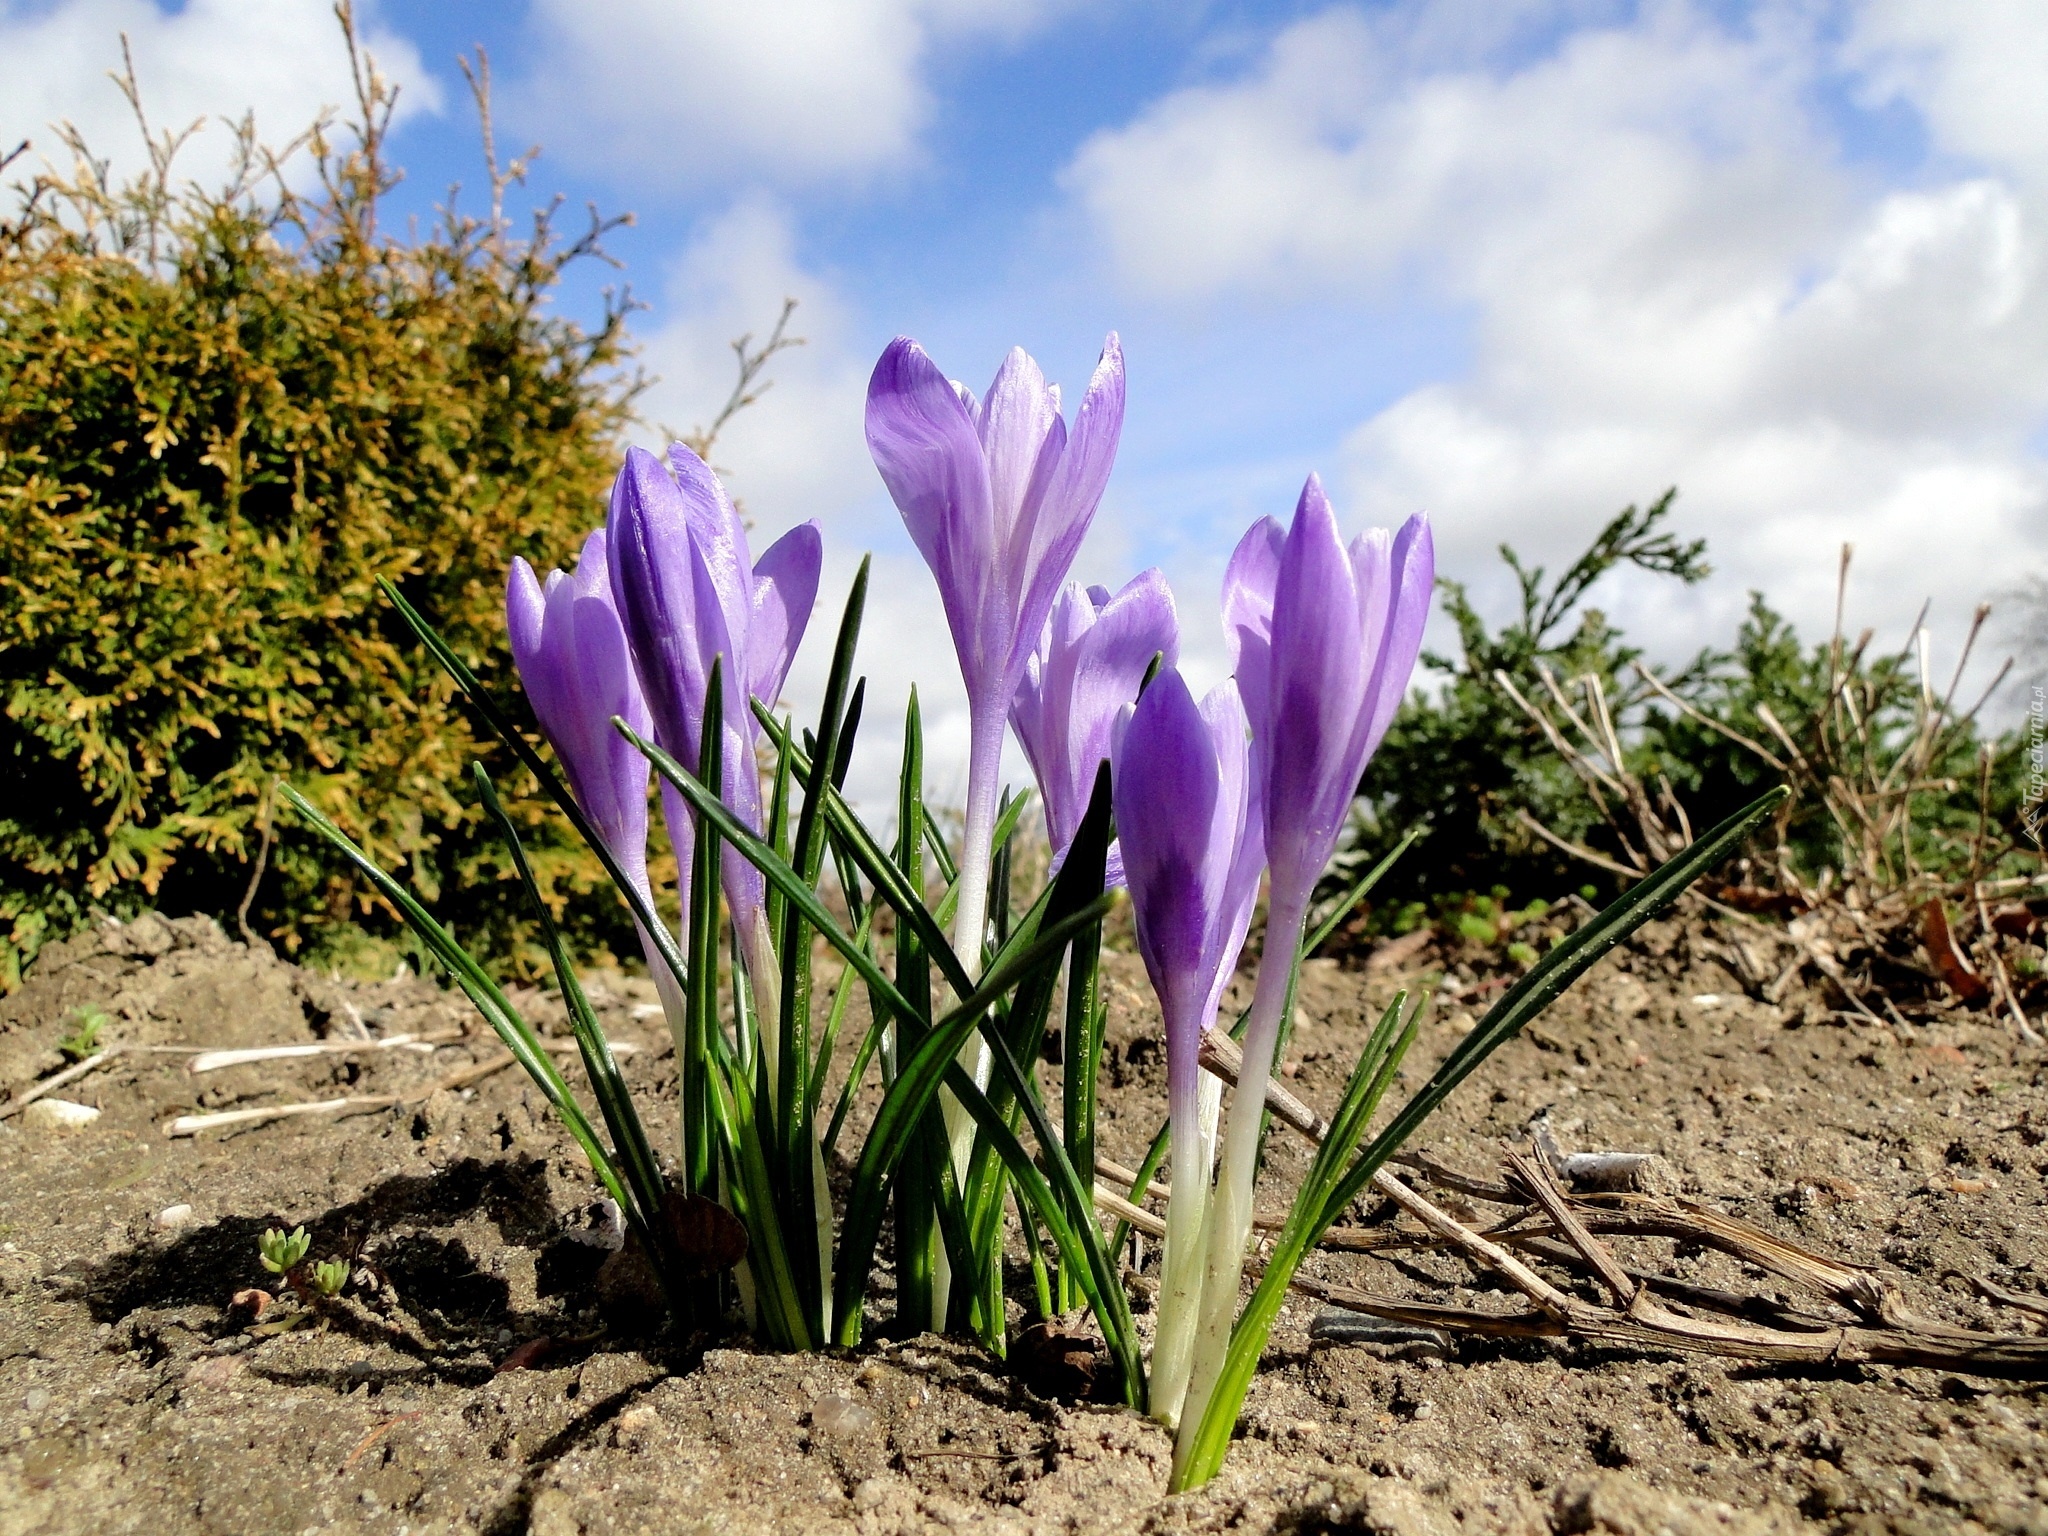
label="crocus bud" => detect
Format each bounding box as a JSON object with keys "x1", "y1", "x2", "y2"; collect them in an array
[
  {"x1": 605, "y1": 442, "x2": 822, "y2": 950},
  {"x1": 506, "y1": 528, "x2": 653, "y2": 900},
  {"x1": 1113, "y1": 667, "x2": 1264, "y2": 1425}
]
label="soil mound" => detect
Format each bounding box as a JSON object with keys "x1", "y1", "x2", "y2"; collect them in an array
[{"x1": 2, "y1": 914, "x2": 2044, "y2": 1533}]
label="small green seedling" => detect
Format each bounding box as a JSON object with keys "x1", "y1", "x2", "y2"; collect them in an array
[
  {"x1": 58, "y1": 1006, "x2": 111, "y2": 1061},
  {"x1": 309, "y1": 1259, "x2": 349, "y2": 1298},
  {"x1": 258, "y1": 1226, "x2": 311, "y2": 1275}
]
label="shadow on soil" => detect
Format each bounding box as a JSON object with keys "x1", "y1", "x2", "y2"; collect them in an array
[{"x1": 74, "y1": 1155, "x2": 566, "y2": 1326}]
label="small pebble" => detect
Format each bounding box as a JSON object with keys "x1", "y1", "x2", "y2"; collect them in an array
[
  {"x1": 811, "y1": 1393, "x2": 876, "y2": 1440},
  {"x1": 23, "y1": 1387, "x2": 50, "y2": 1413},
  {"x1": 23, "y1": 1099, "x2": 99, "y2": 1131},
  {"x1": 154, "y1": 1204, "x2": 194, "y2": 1231},
  {"x1": 1412, "y1": 1401, "x2": 1435, "y2": 1420}
]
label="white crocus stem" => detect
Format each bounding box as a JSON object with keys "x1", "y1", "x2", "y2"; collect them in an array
[
  {"x1": 932, "y1": 697, "x2": 1006, "y2": 1328},
  {"x1": 1174, "y1": 892, "x2": 1309, "y2": 1459},
  {"x1": 740, "y1": 909, "x2": 783, "y2": 1100},
  {"x1": 1149, "y1": 1091, "x2": 1215, "y2": 1427},
  {"x1": 740, "y1": 903, "x2": 833, "y2": 1332},
  {"x1": 636, "y1": 918, "x2": 692, "y2": 1152}
]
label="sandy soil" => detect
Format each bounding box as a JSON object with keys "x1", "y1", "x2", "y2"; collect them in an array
[{"x1": 1, "y1": 909, "x2": 2045, "y2": 1535}]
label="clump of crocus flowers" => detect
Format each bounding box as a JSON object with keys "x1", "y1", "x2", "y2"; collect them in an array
[{"x1": 288, "y1": 327, "x2": 1785, "y2": 1492}]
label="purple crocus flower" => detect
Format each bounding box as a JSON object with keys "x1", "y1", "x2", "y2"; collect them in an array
[
  {"x1": 1112, "y1": 668, "x2": 1263, "y2": 1426},
  {"x1": 1223, "y1": 476, "x2": 1432, "y2": 920},
  {"x1": 505, "y1": 528, "x2": 654, "y2": 904},
  {"x1": 1010, "y1": 569, "x2": 1178, "y2": 887},
  {"x1": 865, "y1": 333, "x2": 1126, "y2": 971},
  {"x1": 866, "y1": 334, "x2": 1126, "y2": 1324},
  {"x1": 605, "y1": 442, "x2": 823, "y2": 1022},
  {"x1": 1177, "y1": 477, "x2": 1432, "y2": 1462}
]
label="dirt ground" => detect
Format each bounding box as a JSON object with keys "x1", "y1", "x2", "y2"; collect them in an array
[{"x1": 1, "y1": 908, "x2": 2045, "y2": 1536}]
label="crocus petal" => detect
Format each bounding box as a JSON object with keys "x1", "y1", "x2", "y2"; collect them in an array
[
  {"x1": 1359, "y1": 513, "x2": 1433, "y2": 760},
  {"x1": 506, "y1": 556, "x2": 547, "y2": 662},
  {"x1": 1196, "y1": 680, "x2": 1263, "y2": 1028},
  {"x1": 1225, "y1": 481, "x2": 1433, "y2": 926},
  {"x1": 1037, "y1": 334, "x2": 1125, "y2": 557},
  {"x1": 1259, "y1": 475, "x2": 1368, "y2": 901},
  {"x1": 1114, "y1": 667, "x2": 1221, "y2": 1110},
  {"x1": 1115, "y1": 668, "x2": 1262, "y2": 1127},
  {"x1": 505, "y1": 534, "x2": 652, "y2": 901},
  {"x1": 668, "y1": 442, "x2": 754, "y2": 671},
  {"x1": 1221, "y1": 515, "x2": 1285, "y2": 733},
  {"x1": 1011, "y1": 569, "x2": 1178, "y2": 886},
  {"x1": 866, "y1": 339, "x2": 997, "y2": 687},
  {"x1": 978, "y1": 347, "x2": 1062, "y2": 541},
  {"x1": 748, "y1": 521, "x2": 823, "y2": 705},
  {"x1": 608, "y1": 445, "x2": 698, "y2": 759},
  {"x1": 1005, "y1": 334, "x2": 1123, "y2": 689},
  {"x1": 605, "y1": 442, "x2": 822, "y2": 946}
]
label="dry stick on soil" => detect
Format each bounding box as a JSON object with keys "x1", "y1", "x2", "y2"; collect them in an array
[
  {"x1": 1313, "y1": 1151, "x2": 2048, "y2": 1377},
  {"x1": 1162, "y1": 1024, "x2": 2048, "y2": 1377},
  {"x1": 235, "y1": 782, "x2": 277, "y2": 947},
  {"x1": 164, "y1": 1051, "x2": 522, "y2": 1137},
  {"x1": 0, "y1": 1048, "x2": 123, "y2": 1119},
  {"x1": 1, "y1": 1029, "x2": 580, "y2": 1117},
  {"x1": 187, "y1": 1035, "x2": 639, "y2": 1073}
]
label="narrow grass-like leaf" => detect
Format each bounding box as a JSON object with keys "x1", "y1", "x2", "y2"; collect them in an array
[
  {"x1": 1111, "y1": 828, "x2": 1420, "y2": 1256},
  {"x1": 639, "y1": 716, "x2": 1129, "y2": 1364},
  {"x1": 1318, "y1": 784, "x2": 1789, "y2": 1228},
  {"x1": 752, "y1": 701, "x2": 1035, "y2": 1005},
  {"x1": 279, "y1": 785, "x2": 639, "y2": 1232},
  {"x1": 375, "y1": 578, "x2": 692, "y2": 998},
  {"x1": 808, "y1": 909, "x2": 871, "y2": 1119},
  {"x1": 889, "y1": 685, "x2": 938, "y2": 1331},
  {"x1": 776, "y1": 558, "x2": 868, "y2": 1337},
  {"x1": 825, "y1": 896, "x2": 1113, "y2": 1340},
  {"x1": 1171, "y1": 784, "x2": 1790, "y2": 1489},
  {"x1": 948, "y1": 1039, "x2": 1145, "y2": 1406},
  {"x1": 471, "y1": 767, "x2": 668, "y2": 1248}
]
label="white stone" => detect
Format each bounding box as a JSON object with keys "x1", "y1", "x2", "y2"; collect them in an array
[
  {"x1": 22, "y1": 1098, "x2": 100, "y2": 1131},
  {"x1": 155, "y1": 1204, "x2": 195, "y2": 1230}
]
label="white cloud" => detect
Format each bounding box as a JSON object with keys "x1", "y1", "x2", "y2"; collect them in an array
[
  {"x1": 632, "y1": 197, "x2": 877, "y2": 533},
  {"x1": 0, "y1": 0, "x2": 441, "y2": 193},
  {"x1": 515, "y1": 0, "x2": 1074, "y2": 189},
  {"x1": 1845, "y1": 0, "x2": 2048, "y2": 184},
  {"x1": 1065, "y1": 2, "x2": 2048, "y2": 696}
]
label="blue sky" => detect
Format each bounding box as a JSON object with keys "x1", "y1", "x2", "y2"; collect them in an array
[{"x1": 6, "y1": 0, "x2": 2046, "y2": 802}]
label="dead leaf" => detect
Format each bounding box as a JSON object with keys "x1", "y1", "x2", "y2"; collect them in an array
[
  {"x1": 228, "y1": 1288, "x2": 271, "y2": 1321},
  {"x1": 1921, "y1": 900, "x2": 1989, "y2": 1006},
  {"x1": 1015, "y1": 1320, "x2": 1102, "y2": 1402},
  {"x1": 664, "y1": 1191, "x2": 749, "y2": 1275},
  {"x1": 1992, "y1": 905, "x2": 2039, "y2": 939},
  {"x1": 495, "y1": 1337, "x2": 553, "y2": 1373}
]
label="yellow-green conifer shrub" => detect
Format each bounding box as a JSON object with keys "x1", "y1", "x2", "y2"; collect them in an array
[{"x1": 0, "y1": 59, "x2": 645, "y2": 988}]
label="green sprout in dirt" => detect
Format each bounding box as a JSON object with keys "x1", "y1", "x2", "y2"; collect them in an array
[
  {"x1": 309, "y1": 1259, "x2": 350, "y2": 1299},
  {"x1": 57, "y1": 1006, "x2": 110, "y2": 1061},
  {"x1": 258, "y1": 1227, "x2": 311, "y2": 1276}
]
